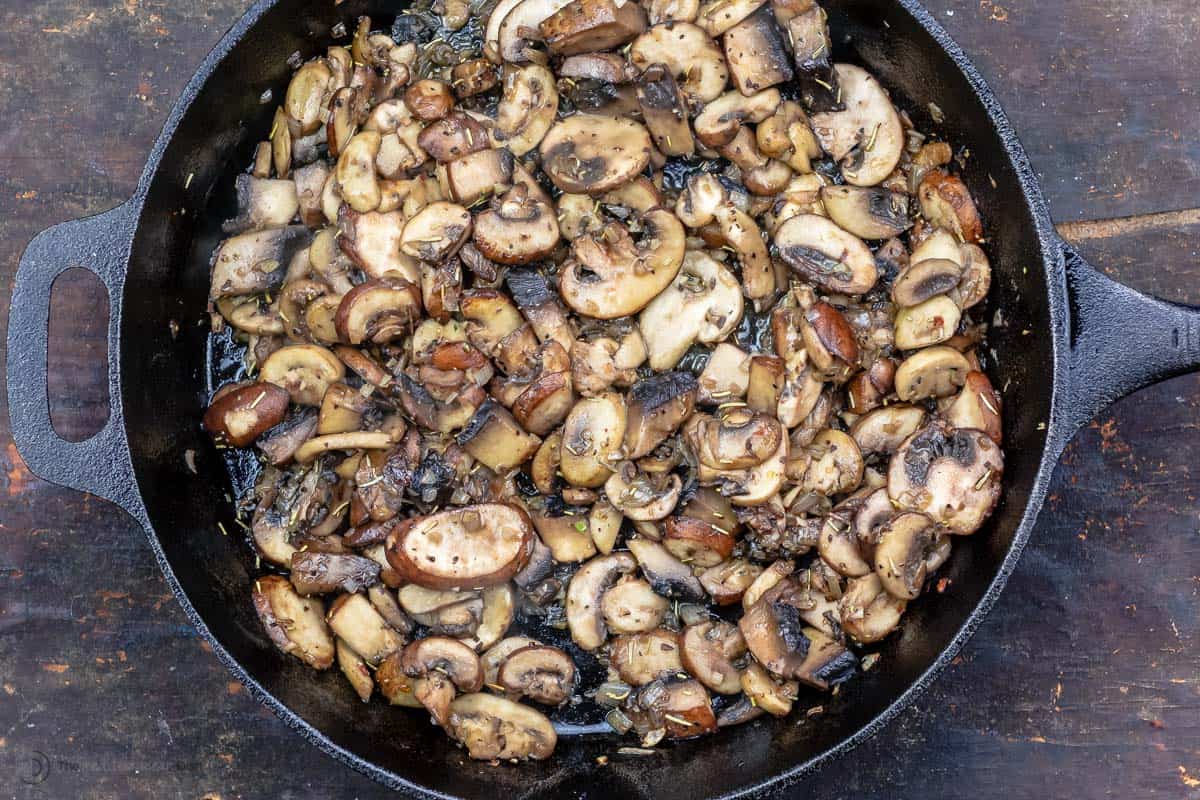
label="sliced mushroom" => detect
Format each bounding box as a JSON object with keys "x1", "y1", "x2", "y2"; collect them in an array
[
  {"x1": 444, "y1": 148, "x2": 514, "y2": 207},
  {"x1": 400, "y1": 201, "x2": 472, "y2": 262},
  {"x1": 849, "y1": 404, "x2": 925, "y2": 456},
  {"x1": 627, "y1": 538, "x2": 706, "y2": 601},
  {"x1": 495, "y1": 64, "x2": 559, "y2": 156},
  {"x1": 636, "y1": 63, "x2": 696, "y2": 156},
  {"x1": 285, "y1": 59, "x2": 332, "y2": 134},
  {"x1": 337, "y1": 638, "x2": 374, "y2": 701},
  {"x1": 417, "y1": 111, "x2": 490, "y2": 163},
  {"x1": 954, "y1": 243, "x2": 992, "y2": 309},
  {"x1": 602, "y1": 578, "x2": 670, "y2": 634},
  {"x1": 539, "y1": 0, "x2": 648, "y2": 55},
  {"x1": 530, "y1": 431, "x2": 562, "y2": 495},
  {"x1": 338, "y1": 209, "x2": 420, "y2": 284},
  {"x1": 723, "y1": 6, "x2": 792, "y2": 94},
  {"x1": 401, "y1": 635, "x2": 485, "y2": 725},
  {"x1": 506, "y1": 269, "x2": 576, "y2": 351},
  {"x1": 531, "y1": 511, "x2": 598, "y2": 563},
  {"x1": 605, "y1": 461, "x2": 683, "y2": 521},
  {"x1": 698, "y1": 343, "x2": 751, "y2": 403},
  {"x1": 204, "y1": 382, "x2": 290, "y2": 447},
  {"x1": 893, "y1": 295, "x2": 961, "y2": 350},
  {"x1": 918, "y1": 170, "x2": 983, "y2": 244},
  {"x1": 327, "y1": 592, "x2": 406, "y2": 665},
  {"x1": 888, "y1": 420, "x2": 1003, "y2": 535},
  {"x1": 259, "y1": 408, "x2": 319, "y2": 465},
  {"x1": 446, "y1": 693, "x2": 557, "y2": 761},
  {"x1": 385, "y1": 503, "x2": 535, "y2": 589},
  {"x1": 497, "y1": 0, "x2": 576, "y2": 62},
  {"x1": 680, "y1": 620, "x2": 746, "y2": 694},
  {"x1": 661, "y1": 515, "x2": 735, "y2": 567},
  {"x1": 639, "y1": 250, "x2": 743, "y2": 370},
  {"x1": 398, "y1": 584, "x2": 479, "y2": 626},
  {"x1": 703, "y1": 428, "x2": 788, "y2": 506},
  {"x1": 559, "y1": 51, "x2": 637, "y2": 82},
  {"x1": 471, "y1": 184, "x2": 561, "y2": 265},
  {"x1": 695, "y1": 0, "x2": 765, "y2": 35},
  {"x1": 498, "y1": 644, "x2": 577, "y2": 704},
  {"x1": 455, "y1": 400, "x2": 542, "y2": 473},
  {"x1": 566, "y1": 551, "x2": 638, "y2": 649},
  {"x1": 740, "y1": 558, "x2": 793, "y2": 609},
  {"x1": 892, "y1": 258, "x2": 963, "y2": 307},
  {"x1": 560, "y1": 393, "x2": 627, "y2": 487},
  {"x1": 451, "y1": 57, "x2": 500, "y2": 98},
  {"x1": 944, "y1": 370, "x2": 1002, "y2": 444},
  {"x1": 740, "y1": 662, "x2": 797, "y2": 716},
  {"x1": 693, "y1": 88, "x2": 780, "y2": 148},
  {"x1": 289, "y1": 551, "x2": 380, "y2": 596},
  {"x1": 404, "y1": 79, "x2": 456, "y2": 121},
  {"x1": 482, "y1": 635, "x2": 541, "y2": 686},
  {"x1": 223, "y1": 175, "x2": 300, "y2": 234},
  {"x1": 774, "y1": 213, "x2": 878, "y2": 295},
  {"x1": 512, "y1": 361, "x2": 576, "y2": 437},
  {"x1": 838, "y1": 572, "x2": 905, "y2": 643},
  {"x1": 699, "y1": 558, "x2": 763, "y2": 605},
  {"x1": 629, "y1": 23, "x2": 729, "y2": 106},
  {"x1": 894, "y1": 346, "x2": 971, "y2": 401},
  {"x1": 259, "y1": 344, "x2": 345, "y2": 406},
  {"x1": 209, "y1": 226, "x2": 309, "y2": 299},
  {"x1": 800, "y1": 301, "x2": 860, "y2": 380},
  {"x1": 252, "y1": 575, "x2": 335, "y2": 669},
  {"x1": 756, "y1": 101, "x2": 822, "y2": 173},
  {"x1": 873, "y1": 512, "x2": 940, "y2": 599},
  {"x1": 786, "y1": 429, "x2": 864, "y2": 496},
  {"x1": 609, "y1": 628, "x2": 684, "y2": 685},
  {"x1": 810, "y1": 64, "x2": 904, "y2": 187},
  {"x1": 333, "y1": 277, "x2": 422, "y2": 345},
  {"x1": 820, "y1": 185, "x2": 911, "y2": 240},
  {"x1": 624, "y1": 371, "x2": 698, "y2": 458},
  {"x1": 686, "y1": 408, "x2": 782, "y2": 470},
  {"x1": 539, "y1": 115, "x2": 652, "y2": 195},
  {"x1": 625, "y1": 677, "x2": 717, "y2": 739}
]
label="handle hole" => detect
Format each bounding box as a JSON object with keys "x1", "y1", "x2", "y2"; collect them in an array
[{"x1": 48, "y1": 268, "x2": 111, "y2": 442}]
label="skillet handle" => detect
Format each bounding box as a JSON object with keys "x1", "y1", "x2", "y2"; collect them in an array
[
  {"x1": 1052, "y1": 240, "x2": 1200, "y2": 454},
  {"x1": 6, "y1": 201, "x2": 148, "y2": 526}
]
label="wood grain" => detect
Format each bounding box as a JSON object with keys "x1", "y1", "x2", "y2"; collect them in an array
[{"x1": 0, "y1": 0, "x2": 1198, "y2": 798}]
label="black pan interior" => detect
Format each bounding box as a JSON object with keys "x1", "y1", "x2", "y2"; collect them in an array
[{"x1": 118, "y1": 0, "x2": 1052, "y2": 796}]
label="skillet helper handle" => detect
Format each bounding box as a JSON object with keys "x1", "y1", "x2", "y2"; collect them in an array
[
  {"x1": 1054, "y1": 240, "x2": 1200, "y2": 452},
  {"x1": 6, "y1": 201, "x2": 147, "y2": 523}
]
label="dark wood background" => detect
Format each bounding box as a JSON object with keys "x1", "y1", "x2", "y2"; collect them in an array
[{"x1": 1, "y1": 0, "x2": 1198, "y2": 797}]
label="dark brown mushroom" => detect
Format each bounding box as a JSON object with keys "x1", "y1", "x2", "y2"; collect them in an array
[
  {"x1": 204, "y1": 382, "x2": 290, "y2": 447},
  {"x1": 446, "y1": 693, "x2": 557, "y2": 760},
  {"x1": 624, "y1": 371, "x2": 698, "y2": 459},
  {"x1": 722, "y1": 5, "x2": 793, "y2": 94},
  {"x1": 539, "y1": 0, "x2": 648, "y2": 54},
  {"x1": 289, "y1": 551, "x2": 381, "y2": 595}
]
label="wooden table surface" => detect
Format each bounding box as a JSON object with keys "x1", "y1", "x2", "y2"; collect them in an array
[{"x1": 1, "y1": 0, "x2": 1198, "y2": 797}]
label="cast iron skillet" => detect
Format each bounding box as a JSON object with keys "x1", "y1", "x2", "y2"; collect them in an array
[{"x1": 7, "y1": 0, "x2": 1200, "y2": 796}]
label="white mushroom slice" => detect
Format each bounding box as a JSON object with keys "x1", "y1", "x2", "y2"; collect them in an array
[
  {"x1": 894, "y1": 295, "x2": 961, "y2": 349},
  {"x1": 482, "y1": 635, "x2": 540, "y2": 685},
  {"x1": 818, "y1": 503, "x2": 873, "y2": 578},
  {"x1": 954, "y1": 243, "x2": 992, "y2": 309},
  {"x1": 326, "y1": 593, "x2": 405, "y2": 665},
  {"x1": 609, "y1": 628, "x2": 683, "y2": 685},
  {"x1": 849, "y1": 404, "x2": 927, "y2": 456},
  {"x1": 874, "y1": 512, "x2": 940, "y2": 599},
  {"x1": 447, "y1": 693, "x2": 557, "y2": 761},
  {"x1": 495, "y1": 64, "x2": 559, "y2": 156},
  {"x1": 639, "y1": 250, "x2": 743, "y2": 370},
  {"x1": 739, "y1": 662, "x2": 796, "y2": 716},
  {"x1": 680, "y1": 620, "x2": 746, "y2": 695},
  {"x1": 810, "y1": 64, "x2": 904, "y2": 187},
  {"x1": 918, "y1": 170, "x2": 984, "y2": 243},
  {"x1": 399, "y1": 201, "x2": 472, "y2": 262},
  {"x1": 699, "y1": 558, "x2": 762, "y2": 605},
  {"x1": 589, "y1": 499, "x2": 624, "y2": 555},
  {"x1": 293, "y1": 431, "x2": 394, "y2": 464},
  {"x1": 894, "y1": 346, "x2": 971, "y2": 401},
  {"x1": 627, "y1": 538, "x2": 706, "y2": 601},
  {"x1": 338, "y1": 209, "x2": 420, "y2": 284},
  {"x1": 252, "y1": 575, "x2": 335, "y2": 669},
  {"x1": 820, "y1": 185, "x2": 911, "y2": 240},
  {"x1": 539, "y1": 115, "x2": 653, "y2": 195},
  {"x1": 888, "y1": 420, "x2": 1003, "y2": 535},
  {"x1": 787, "y1": 429, "x2": 864, "y2": 496},
  {"x1": 209, "y1": 226, "x2": 309, "y2": 299},
  {"x1": 285, "y1": 60, "x2": 333, "y2": 134},
  {"x1": 697, "y1": 343, "x2": 751, "y2": 403},
  {"x1": 539, "y1": 0, "x2": 649, "y2": 55},
  {"x1": 756, "y1": 101, "x2": 822, "y2": 173},
  {"x1": 740, "y1": 558, "x2": 793, "y2": 609},
  {"x1": 485, "y1": 0, "x2": 529, "y2": 60},
  {"x1": 384, "y1": 504, "x2": 535, "y2": 589},
  {"x1": 530, "y1": 511, "x2": 598, "y2": 563},
  {"x1": 701, "y1": 431, "x2": 787, "y2": 506},
  {"x1": 910, "y1": 227, "x2": 964, "y2": 265},
  {"x1": 558, "y1": 209, "x2": 685, "y2": 319},
  {"x1": 456, "y1": 400, "x2": 542, "y2": 471},
  {"x1": 498, "y1": 645, "x2": 577, "y2": 704},
  {"x1": 695, "y1": 0, "x2": 765, "y2": 36},
  {"x1": 629, "y1": 23, "x2": 729, "y2": 106},
  {"x1": 723, "y1": 6, "x2": 793, "y2": 94},
  {"x1": 839, "y1": 573, "x2": 906, "y2": 643},
  {"x1": 461, "y1": 584, "x2": 517, "y2": 651},
  {"x1": 224, "y1": 175, "x2": 300, "y2": 234},
  {"x1": 336, "y1": 130, "x2": 382, "y2": 212},
  {"x1": 497, "y1": 0, "x2": 576, "y2": 61},
  {"x1": 945, "y1": 370, "x2": 1003, "y2": 445},
  {"x1": 398, "y1": 585, "x2": 480, "y2": 625},
  {"x1": 685, "y1": 408, "x2": 782, "y2": 470},
  {"x1": 337, "y1": 638, "x2": 374, "y2": 701},
  {"x1": 602, "y1": 578, "x2": 670, "y2": 634},
  {"x1": 445, "y1": 148, "x2": 514, "y2": 206},
  {"x1": 892, "y1": 257, "x2": 963, "y2": 308},
  {"x1": 472, "y1": 184, "x2": 561, "y2": 265},
  {"x1": 605, "y1": 462, "x2": 683, "y2": 521},
  {"x1": 259, "y1": 344, "x2": 345, "y2": 406},
  {"x1": 693, "y1": 89, "x2": 781, "y2": 148},
  {"x1": 560, "y1": 393, "x2": 627, "y2": 487},
  {"x1": 565, "y1": 552, "x2": 638, "y2": 650},
  {"x1": 774, "y1": 213, "x2": 878, "y2": 295}
]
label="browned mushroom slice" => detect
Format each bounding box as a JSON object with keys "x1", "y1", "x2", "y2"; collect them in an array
[
  {"x1": 695, "y1": 0, "x2": 765, "y2": 35},
  {"x1": 919, "y1": 170, "x2": 983, "y2": 243},
  {"x1": 566, "y1": 551, "x2": 638, "y2": 649},
  {"x1": 627, "y1": 538, "x2": 706, "y2": 601},
  {"x1": 209, "y1": 226, "x2": 309, "y2": 299},
  {"x1": 777, "y1": 1, "x2": 839, "y2": 111},
  {"x1": 740, "y1": 582, "x2": 858, "y2": 688},
  {"x1": 560, "y1": 393, "x2": 627, "y2": 488},
  {"x1": 451, "y1": 58, "x2": 499, "y2": 98},
  {"x1": 601, "y1": 577, "x2": 669, "y2": 634},
  {"x1": 385, "y1": 504, "x2": 535, "y2": 589},
  {"x1": 630, "y1": 23, "x2": 728, "y2": 105},
  {"x1": 512, "y1": 367, "x2": 576, "y2": 438},
  {"x1": 892, "y1": 258, "x2": 963, "y2": 307},
  {"x1": 397, "y1": 584, "x2": 482, "y2": 635},
  {"x1": 774, "y1": 213, "x2": 878, "y2": 295},
  {"x1": 839, "y1": 572, "x2": 906, "y2": 643},
  {"x1": 445, "y1": 148, "x2": 514, "y2": 206},
  {"x1": 458, "y1": 289, "x2": 526, "y2": 356},
  {"x1": 745, "y1": 356, "x2": 785, "y2": 418},
  {"x1": 456, "y1": 400, "x2": 542, "y2": 472},
  {"x1": 374, "y1": 651, "x2": 423, "y2": 708},
  {"x1": 416, "y1": 111, "x2": 490, "y2": 163},
  {"x1": 540, "y1": 0, "x2": 648, "y2": 54},
  {"x1": 894, "y1": 346, "x2": 971, "y2": 401},
  {"x1": 366, "y1": 584, "x2": 415, "y2": 638},
  {"x1": 705, "y1": 431, "x2": 788, "y2": 506},
  {"x1": 203, "y1": 382, "x2": 290, "y2": 448},
  {"x1": 739, "y1": 661, "x2": 796, "y2": 716},
  {"x1": 846, "y1": 357, "x2": 897, "y2": 415},
  {"x1": 447, "y1": 693, "x2": 557, "y2": 761},
  {"x1": 699, "y1": 558, "x2": 762, "y2": 605},
  {"x1": 333, "y1": 278, "x2": 421, "y2": 345},
  {"x1": 624, "y1": 678, "x2": 718, "y2": 739},
  {"x1": 740, "y1": 557, "x2": 793, "y2": 609},
  {"x1": 786, "y1": 429, "x2": 864, "y2": 496},
  {"x1": 337, "y1": 638, "x2": 374, "y2": 701},
  {"x1": 852, "y1": 486, "x2": 893, "y2": 553},
  {"x1": 605, "y1": 462, "x2": 683, "y2": 521},
  {"x1": 944, "y1": 371, "x2": 1002, "y2": 445},
  {"x1": 636, "y1": 63, "x2": 696, "y2": 157},
  {"x1": 873, "y1": 511, "x2": 942, "y2": 599},
  {"x1": 800, "y1": 301, "x2": 859, "y2": 381},
  {"x1": 337, "y1": 208, "x2": 419, "y2": 283},
  {"x1": 497, "y1": 0, "x2": 576, "y2": 61},
  {"x1": 530, "y1": 511, "x2": 598, "y2": 563},
  {"x1": 697, "y1": 343, "x2": 751, "y2": 403},
  {"x1": 403, "y1": 79, "x2": 456, "y2": 121},
  {"x1": 482, "y1": 635, "x2": 541, "y2": 686},
  {"x1": 258, "y1": 408, "x2": 319, "y2": 465},
  {"x1": 326, "y1": 593, "x2": 406, "y2": 665},
  {"x1": 285, "y1": 59, "x2": 333, "y2": 134},
  {"x1": 893, "y1": 295, "x2": 961, "y2": 350},
  {"x1": 290, "y1": 551, "x2": 381, "y2": 595},
  {"x1": 400, "y1": 201, "x2": 472, "y2": 262},
  {"x1": 680, "y1": 620, "x2": 746, "y2": 695},
  {"x1": 540, "y1": 115, "x2": 652, "y2": 195},
  {"x1": 888, "y1": 420, "x2": 1003, "y2": 535},
  {"x1": 259, "y1": 344, "x2": 345, "y2": 406},
  {"x1": 624, "y1": 371, "x2": 698, "y2": 458},
  {"x1": 810, "y1": 64, "x2": 904, "y2": 187},
  {"x1": 954, "y1": 243, "x2": 991, "y2": 309},
  {"x1": 661, "y1": 515, "x2": 734, "y2": 567},
  {"x1": 638, "y1": 250, "x2": 743, "y2": 370},
  {"x1": 559, "y1": 52, "x2": 636, "y2": 82},
  {"x1": 493, "y1": 64, "x2": 559, "y2": 157},
  {"x1": 336, "y1": 130, "x2": 382, "y2": 212},
  {"x1": 609, "y1": 628, "x2": 684, "y2": 685},
  {"x1": 692, "y1": 89, "x2": 780, "y2": 148},
  {"x1": 401, "y1": 636, "x2": 485, "y2": 725},
  {"x1": 498, "y1": 645, "x2": 577, "y2": 704},
  {"x1": 686, "y1": 408, "x2": 782, "y2": 470},
  {"x1": 471, "y1": 184, "x2": 561, "y2": 266},
  {"x1": 252, "y1": 575, "x2": 335, "y2": 669},
  {"x1": 223, "y1": 175, "x2": 300, "y2": 234},
  {"x1": 820, "y1": 185, "x2": 911, "y2": 240},
  {"x1": 722, "y1": 6, "x2": 792, "y2": 94},
  {"x1": 530, "y1": 431, "x2": 563, "y2": 496},
  {"x1": 506, "y1": 269, "x2": 576, "y2": 352},
  {"x1": 849, "y1": 404, "x2": 927, "y2": 457}
]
